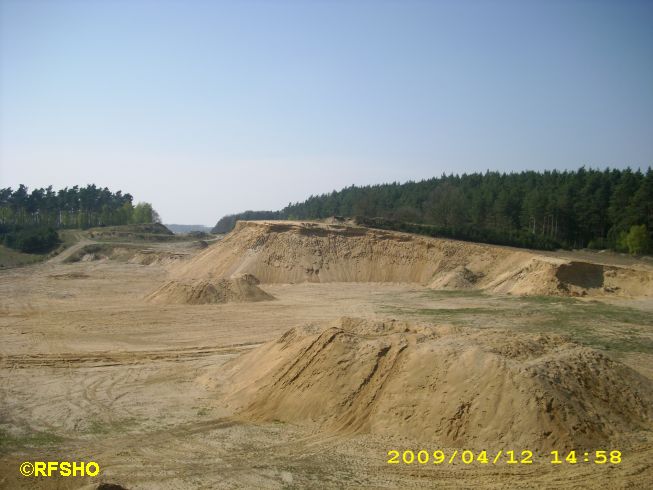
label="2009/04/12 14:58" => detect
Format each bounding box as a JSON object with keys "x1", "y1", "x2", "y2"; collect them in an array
[{"x1": 386, "y1": 449, "x2": 623, "y2": 465}]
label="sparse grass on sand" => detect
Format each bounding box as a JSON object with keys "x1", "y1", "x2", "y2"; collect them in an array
[
  {"x1": 0, "y1": 428, "x2": 64, "y2": 452},
  {"x1": 0, "y1": 229, "x2": 81, "y2": 269},
  {"x1": 380, "y1": 292, "x2": 653, "y2": 355},
  {"x1": 0, "y1": 244, "x2": 46, "y2": 269}
]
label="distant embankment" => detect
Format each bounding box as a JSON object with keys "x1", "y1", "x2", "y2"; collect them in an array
[
  {"x1": 211, "y1": 211, "x2": 282, "y2": 234},
  {"x1": 167, "y1": 220, "x2": 653, "y2": 298},
  {"x1": 165, "y1": 224, "x2": 213, "y2": 234}
]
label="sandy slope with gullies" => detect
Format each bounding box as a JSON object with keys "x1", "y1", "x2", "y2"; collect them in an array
[
  {"x1": 1, "y1": 224, "x2": 653, "y2": 489},
  {"x1": 151, "y1": 220, "x2": 653, "y2": 304}
]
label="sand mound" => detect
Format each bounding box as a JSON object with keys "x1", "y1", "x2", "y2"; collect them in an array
[
  {"x1": 222, "y1": 317, "x2": 653, "y2": 451},
  {"x1": 429, "y1": 265, "x2": 482, "y2": 289},
  {"x1": 146, "y1": 274, "x2": 274, "y2": 305},
  {"x1": 168, "y1": 221, "x2": 653, "y2": 297}
]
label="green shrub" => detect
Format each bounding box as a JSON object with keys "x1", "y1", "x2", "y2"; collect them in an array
[
  {"x1": 587, "y1": 237, "x2": 610, "y2": 250},
  {"x1": 625, "y1": 225, "x2": 650, "y2": 255},
  {"x1": 3, "y1": 227, "x2": 60, "y2": 253}
]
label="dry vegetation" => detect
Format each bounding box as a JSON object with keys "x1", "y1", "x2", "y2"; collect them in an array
[{"x1": 1, "y1": 221, "x2": 652, "y2": 489}]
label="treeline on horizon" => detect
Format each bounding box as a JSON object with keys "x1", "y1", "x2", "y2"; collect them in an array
[
  {"x1": 213, "y1": 167, "x2": 653, "y2": 253},
  {"x1": 0, "y1": 184, "x2": 160, "y2": 253}
]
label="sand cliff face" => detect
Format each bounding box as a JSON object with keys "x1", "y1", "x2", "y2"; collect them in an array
[
  {"x1": 159, "y1": 220, "x2": 653, "y2": 300},
  {"x1": 221, "y1": 317, "x2": 653, "y2": 451}
]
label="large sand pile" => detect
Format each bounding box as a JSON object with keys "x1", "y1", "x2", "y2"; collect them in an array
[
  {"x1": 169, "y1": 221, "x2": 653, "y2": 297},
  {"x1": 221, "y1": 317, "x2": 653, "y2": 451},
  {"x1": 146, "y1": 274, "x2": 274, "y2": 305}
]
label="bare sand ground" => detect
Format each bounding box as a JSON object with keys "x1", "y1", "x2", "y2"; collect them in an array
[{"x1": 1, "y1": 238, "x2": 653, "y2": 489}]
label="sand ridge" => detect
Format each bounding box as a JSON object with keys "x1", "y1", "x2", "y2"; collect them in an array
[
  {"x1": 221, "y1": 317, "x2": 653, "y2": 452},
  {"x1": 162, "y1": 220, "x2": 653, "y2": 299}
]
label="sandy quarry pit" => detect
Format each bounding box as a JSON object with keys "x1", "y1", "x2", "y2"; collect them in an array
[{"x1": 1, "y1": 221, "x2": 653, "y2": 489}]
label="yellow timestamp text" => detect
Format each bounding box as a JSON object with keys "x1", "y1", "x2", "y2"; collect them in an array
[{"x1": 386, "y1": 449, "x2": 622, "y2": 465}]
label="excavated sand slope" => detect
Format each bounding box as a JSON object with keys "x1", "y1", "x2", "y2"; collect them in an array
[
  {"x1": 169, "y1": 221, "x2": 653, "y2": 297},
  {"x1": 222, "y1": 318, "x2": 653, "y2": 451},
  {"x1": 146, "y1": 273, "x2": 274, "y2": 305}
]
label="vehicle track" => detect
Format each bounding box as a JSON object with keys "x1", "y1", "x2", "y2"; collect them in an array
[{"x1": 0, "y1": 342, "x2": 261, "y2": 368}]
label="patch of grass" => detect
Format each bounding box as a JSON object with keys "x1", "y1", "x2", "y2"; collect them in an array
[
  {"x1": 87, "y1": 224, "x2": 190, "y2": 243},
  {"x1": 0, "y1": 229, "x2": 90, "y2": 268},
  {"x1": 578, "y1": 302, "x2": 653, "y2": 325},
  {"x1": 380, "y1": 304, "x2": 509, "y2": 318},
  {"x1": 593, "y1": 336, "x2": 653, "y2": 353},
  {"x1": 508, "y1": 296, "x2": 653, "y2": 326},
  {"x1": 89, "y1": 223, "x2": 172, "y2": 235},
  {"x1": 0, "y1": 428, "x2": 64, "y2": 452},
  {"x1": 57, "y1": 229, "x2": 85, "y2": 248},
  {"x1": 0, "y1": 244, "x2": 46, "y2": 268},
  {"x1": 512, "y1": 295, "x2": 580, "y2": 305},
  {"x1": 418, "y1": 289, "x2": 486, "y2": 299},
  {"x1": 85, "y1": 420, "x2": 111, "y2": 435},
  {"x1": 426, "y1": 307, "x2": 502, "y2": 315},
  {"x1": 84, "y1": 418, "x2": 138, "y2": 435},
  {"x1": 379, "y1": 296, "x2": 653, "y2": 354}
]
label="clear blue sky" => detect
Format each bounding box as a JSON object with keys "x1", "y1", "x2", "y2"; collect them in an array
[{"x1": 1, "y1": 0, "x2": 652, "y2": 224}]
